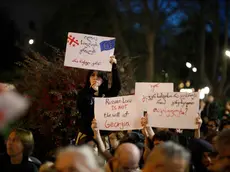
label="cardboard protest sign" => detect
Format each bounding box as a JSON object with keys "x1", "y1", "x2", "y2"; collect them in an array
[
  {"x1": 139, "y1": 92, "x2": 199, "y2": 129},
  {"x1": 94, "y1": 95, "x2": 141, "y2": 131},
  {"x1": 64, "y1": 32, "x2": 115, "y2": 71}
]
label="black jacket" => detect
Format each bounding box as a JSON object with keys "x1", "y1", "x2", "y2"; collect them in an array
[
  {"x1": 0, "y1": 154, "x2": 38, "y2": 172},
  {"x1": 76, "y1": 64, "x2": 121, "y2": 136}
]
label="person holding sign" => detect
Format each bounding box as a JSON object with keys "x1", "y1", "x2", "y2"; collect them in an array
[{"x1": 76, "y1": 56, "x2": 121, "y2": 145}]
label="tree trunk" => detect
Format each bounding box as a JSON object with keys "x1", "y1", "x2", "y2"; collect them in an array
[
  {"x1": 143, "y1": 0, "x2": 158, "y2": 81},
  {"x1": 146, "y1": 31, "x2": 155, "y2": 81},
  {"x1": 211, "y1": 0, "x2": 220, "y2": 84},
  {"x1": 218, "y1": 0, "x2": 229, "y2": 97},
  {"x1": 108, "y1": 0, "x2": 135, "y2": 90},
  {"x1": 199, "y1": 1, "x2": 207, "y2": 85},
  {"x1": 109, "y1": 0, "x2": 130, "y2": 57}
]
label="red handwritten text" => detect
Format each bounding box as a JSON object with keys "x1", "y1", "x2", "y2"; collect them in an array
[
  {"x1": 153, "y1": 108, "x2": 185, "y2": 117},
  {"x1": 150, "y1": 83, "x2": 160, "y2": 92},
  {"x1": 104, "y1": 120, "x2": 130, "y2": 129},
  {"x1": 111, "y1": 104, "x2": 128, "y2": 110},
  {"x1": 72, "y1": 58, "x2": 101, "y2": 67}
]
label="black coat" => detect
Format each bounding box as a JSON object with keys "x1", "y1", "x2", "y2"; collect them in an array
[
  {"x1": 0, "y1": 154, "x2": 38, "y2": 172},
  {"x1": 76, "y1": 64, "x2": 121, "y2": 136}
]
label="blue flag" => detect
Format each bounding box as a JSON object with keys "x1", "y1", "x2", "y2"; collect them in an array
[{"x1": 100, "y1": 39, "x2": 116, "y2": 51}]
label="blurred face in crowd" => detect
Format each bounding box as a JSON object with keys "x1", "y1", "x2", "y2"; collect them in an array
[
  {"x1": 114, "y1": 143, "x2": 141, "y2": 172},
  {"x1": 90, "y1": 71, "x2": 98, "y2": 85},
  {"x1": 222, "y1": 115, "x2": 229, "y2": 120},
  {"x1": 117, "y1": 158, "x2": 140, "y2": 172},
  {"x1": 202, "y1": 152, "x2": 212, "y2": 167},
  {"x1": 223, "y1": 124, "x2": 230, "y2": 131},
  {"x1": 109, "y1": 133, "x2": 119, "y2": 149},
  {"x1": 225, "y1": 101, "x2": 230, "y2": 111},
  {"x1": 207, "y1": 120, "x2": 217, "y2": 133},
  {"x1": 208, "y1": 154, "x2": 230, "y2": 172},
  {"x1": 207, "y1": 95, "x2": 214, "y2": 103},
  {"x1": 89, "y1": 71, "x2": 102, "y2": 87},
  {"x1": 6, "y1": 131, "x2": 24, "y2": 157},
  {"x1": 143, "y1": 149, "x2": 188, "y2": 172},
  {"x1": 115, "y1": 152, "x2": 140, "y2": 172},
  {"x1": 216, "y1": 146, "x2": 230, "y2": 171}
]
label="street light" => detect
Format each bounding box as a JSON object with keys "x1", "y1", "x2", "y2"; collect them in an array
[
  {"x1": 225, "y1": 50, "x2": 230, "y2": 58},
  {"x1": 203, "y1": 86, "x2": 210, "y2": 94},
  {"x1": 28, "y1": 39, "x2": 34, "y2": 45},
  {"x1": 186, "y1": 62, "x2": 192, "y2": 68},
  {"x1": 199, "y1": 92, "x2": 205, "y2": 99},
  {"x1": 192, "y1": 67, "x2": 197, "y2": 72}
]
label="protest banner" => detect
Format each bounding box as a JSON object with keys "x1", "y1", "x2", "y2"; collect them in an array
[
  {"x1": 64, "y1": 32, "x2": 115, "y2": 71},
  {"x1": 139, "y1": 92, "x2": 199, "y2": 129},
  {"x1": 94, "y1": 95, "x2": 141, "y2": 131}
]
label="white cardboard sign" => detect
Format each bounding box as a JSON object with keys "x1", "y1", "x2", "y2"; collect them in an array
[
  {"x1": 94, "y1": 95, "x2": 141, "y2": 131},
  {"x1": 140, "y1": 92, "x2": 199, "y2": 129},
  {"x1": 64, "y1": 32, "x2": 115, "y2": 71}
]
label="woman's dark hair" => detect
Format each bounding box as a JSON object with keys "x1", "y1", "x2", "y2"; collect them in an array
[
  {"x1": 153, "y1": 130, "x2": 173, "y2": 142},
  {"x1": 84, "y1": 70, "x2": 108, "y2": 97},
  {"x1": 208, "y1": 118, "x2": 219, "y2": 127},
  {"x1": 120, "y1": 132, "x2": 144, "y2": 145}
]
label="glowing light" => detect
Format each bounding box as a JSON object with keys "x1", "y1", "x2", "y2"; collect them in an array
[
  {"x1": 192, "y1": 67, "x2": 197, "y2": 72},
  {"x1": 203, "y1": 86, "x2": 210, "y2": 94},
  {"x1": 186, "y1": 62, "x2": 192, "y2": 68},
  {"x1": 180, "y1": 88, "x2": 193, "y2": 93},
  {"x1": 225, "y1": 50, "x2": 230, "y2": 57},
  {"x1": 199, "y1": 92, "x2": 205, "y2": 99},
  {"x1": 29, "y1": 39, "x2": 34, "y2": 45}
]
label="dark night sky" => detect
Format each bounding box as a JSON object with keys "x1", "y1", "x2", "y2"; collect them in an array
[
  {"x1": 1, "y1": 0, "x2": 63, "y2": 40},
  {"x1": 1, "y1": 0, "x2": 229, "y2": 42}
]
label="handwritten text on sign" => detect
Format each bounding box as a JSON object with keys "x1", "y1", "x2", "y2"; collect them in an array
[
  {"x1": 64, "y1": 32, "x2": 116, "y2": 71},
  {"x1": 135, "y1": 82, "x2": 174, "y2": 95},
  {"x1": 135, "y1": 82, "x2": 174, "y2": 116},
  {"x1": 141, "y1": 92, "x2": 199, "y2": 129},
  {"x1": 94, "y1": 96, "x2": 141, "y2": 131}
]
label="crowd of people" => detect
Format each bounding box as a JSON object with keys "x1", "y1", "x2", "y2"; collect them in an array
[{"x1": 0, "y1": 56, "x2": 230, "y2": 171}]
